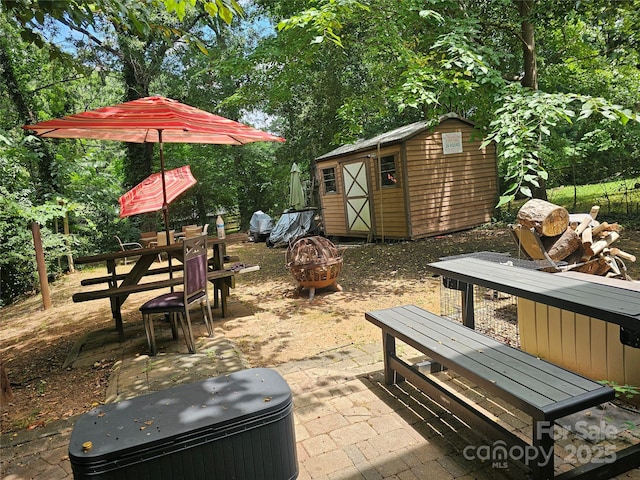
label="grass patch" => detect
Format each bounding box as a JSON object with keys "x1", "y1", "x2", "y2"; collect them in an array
[
  {"x1": 547, "y1": 177, "x2": 640, "y2": 217},
  {"x1": 502, "y1": 177, "x2": 640, "y2": 228}
]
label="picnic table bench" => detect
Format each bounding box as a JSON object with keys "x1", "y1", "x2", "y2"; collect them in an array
[
  {"x1": 73, "y1": 270, "x2": 235, "y2": 303},
  {"x1": 364, "y1": 304, "x2": 640, "y2": 479}
]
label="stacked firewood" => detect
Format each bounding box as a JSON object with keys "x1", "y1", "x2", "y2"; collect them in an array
[{"x1": 516, "y1": 199, "x2": 636, "y2": 279}]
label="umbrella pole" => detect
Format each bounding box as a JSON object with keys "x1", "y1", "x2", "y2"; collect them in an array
[
  {"x1": 158, "y1": 130, "x2": 174, "y2": 285},
  {"x1": 159, "y1": 130, "x2": 171, "y2": 246}
]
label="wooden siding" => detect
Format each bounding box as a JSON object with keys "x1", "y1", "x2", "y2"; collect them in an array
[
  {"x1": 406, "y1": 120, "x2": 497, "y2": 239},
  {"x1": 318, "y1": 161, "x2": 349, "y2": 236},
  {"x1": 367, "y1": 147, "x2": 409, "y2": 239},
  {"x1": 518, "y1": 298, "x2": 640, "y2": 393}
]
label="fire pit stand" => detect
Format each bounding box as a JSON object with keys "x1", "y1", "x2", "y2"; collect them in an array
[{"x1": 286, "y1": 236, "x2": 343, "y2": 300}]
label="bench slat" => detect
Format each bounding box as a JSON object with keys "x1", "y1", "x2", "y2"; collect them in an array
[
  {"x1": 81, "y1": 262, "x2": 247, "y2": 286},
  {"x1": 366, "y1": 305, "x2": 613, "y2": 419},
  {"x1": 73, "y1": 271, "x2": 235, "y2": 303},
  {"x1": 387, "y1": 307, "x2": 585, "y2": 400},
  {"x1": 80, "y1": 265, "x2": 186, "y2": 286},
  {"x1": 369, "y1": 307, "x2": 563, "y2": 412},
  {"x1": 401, "y1": 305, "x2": 601, "y2": 394}
]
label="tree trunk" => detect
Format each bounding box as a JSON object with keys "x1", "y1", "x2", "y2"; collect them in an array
[
  {"x1": 121, "y1": 41, "x2": 153, "y2": 190},
  {"x1": 516, "y1": 0, "x2": 538, "y2": 90},
  {"x1": 517, "y1": 199, "x2": 569, "y2": 237},
  {"x1": 515, "y1": 0, "x2": 547, "y2": 200}
]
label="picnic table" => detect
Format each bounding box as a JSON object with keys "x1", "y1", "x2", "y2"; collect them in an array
[
  {"x1": 362, "y1": 253, "x2": 640, "y2": 479},
  {"x1": 426, "y1": 253, "x2": 640, "y2": 346},
  {"x1": 73, "y1": 237, "x2": 232, "y2": 341}
]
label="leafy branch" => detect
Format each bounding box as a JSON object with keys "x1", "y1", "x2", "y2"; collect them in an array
[
  {"x1": 482, "y1": 86, "x2": 639, "y2": 207},
  {"x1": 277, "y1": 0, "x2": 369, "y2": 48}
]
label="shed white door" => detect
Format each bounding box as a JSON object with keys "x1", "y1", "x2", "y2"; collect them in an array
[{"x1": 342, "y1": 161, "x2": 372, "y2": 233}]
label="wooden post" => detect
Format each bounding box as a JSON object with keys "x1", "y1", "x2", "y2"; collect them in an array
[
  {"x1": 0, "y1": 360, "x2": 13, "y2": 406},
  {"x1": 63, "y1": 211, "x2": 75, "y2": 273},
  {"x1": 31, "y1": 222, "x2": 51, "y2": 310},
  {"x1": 55, "y1": 216, "x2": 61, "y2": 271},
  {"x1": 461, "y1": 282, "x2": 475, "y2": 329}
]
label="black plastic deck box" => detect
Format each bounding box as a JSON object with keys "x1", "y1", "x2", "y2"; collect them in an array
[{"x1": 69, "y1": 368, "x2": 298, "y2": 479}]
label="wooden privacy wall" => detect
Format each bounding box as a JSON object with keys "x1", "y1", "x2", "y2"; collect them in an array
[{"x1": 518, "y1": 298, "x2": 640, "y2": 390}]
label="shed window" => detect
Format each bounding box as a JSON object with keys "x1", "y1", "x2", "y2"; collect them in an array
[
  {"x1": 380, "y1": 155, "x2": 397, "y2": 187},
  {"x1": 322, "y1": 167, "x2": 337, "y2": 193}
]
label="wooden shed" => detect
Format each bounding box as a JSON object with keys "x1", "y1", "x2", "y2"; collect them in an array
[{"x1": 314, "y1": 113, "x2": 497, "y2": 240}]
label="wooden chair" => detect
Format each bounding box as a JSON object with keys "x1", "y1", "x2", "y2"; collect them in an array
[
  {"x1": 139, "y1": 235, "x2": 213, "y2": 355},
  {"x1": 155, "y1": 230, "x2": 175, "y2": 261},
  {"x1": 139, "y1": 231, "x2": 158, "y2": 247},
  {"x1": 156, "y1": 230, "x2": 175, "y2": 246},
  {"x1": 114, "y1": 235, "x2": 142, "y2": 265},
  {"x1": 140, "y1": 231, "x2": 161, "y2": 262},
  {"x1": 184, "y1": 226, "x2": 202, "y2": 239}
]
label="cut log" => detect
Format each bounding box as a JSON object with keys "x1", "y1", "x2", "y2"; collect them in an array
[
  {"x1": 575, "y1": 217, "x2": 592, "y2": 236},
  {"x1": 591, "y1": 222, "x2": 609, "y2": 236},
  {"x1": 569, "y1": 213, "x2": 600, "y2": 230},
  {"x1": 591, "y1": 231, "x2": 620, "y2": 256},
  {"x1": 592, "y1": 222, "x2": 620, "y2": 236},
  {"x1": 564, "y1": 247, "x2": 587, "y2": 266},
  {"x1": 593, "y1": 257, "x2": 612, "y2": 276},
  {"x1": 589, "y1": 205, "x2": 600, "y2": 219},
  {"x1": 609, "y1": 248, "x2": 637, "y2": 263},
  {"x1": 543, "y1": 227, "x2": 582, "y2": 261},
  {"x1": 517, "y1": 199, "x2": 569, "y2": 237},
  {"x1": 581, "y1": 227, "x2": 593, "y2": 258},
  {"x1": 575, "y1": 257, "x2": 608, "y2": 275}
]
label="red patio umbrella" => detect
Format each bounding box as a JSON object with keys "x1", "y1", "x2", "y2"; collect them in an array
[
  {"x1": 23, "y1": 95, "x2": 285, "y2": 144},
  {"x1": 119, "y1": 165, "x2": 197, "y2": 218},
  {"x1": 23, "y1": 96, "x2": 285, "y2": 244}
]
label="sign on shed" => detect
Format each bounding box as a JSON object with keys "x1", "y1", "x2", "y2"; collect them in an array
[{"x1": 441, "y1": 131, "x2": 463, "y2": 154}]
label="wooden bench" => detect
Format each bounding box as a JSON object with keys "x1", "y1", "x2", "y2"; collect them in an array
[
  {"x1": 74, "y1": 270, "x2": 235, "y2": 316},
  {"x1": 364, "y1": 304, "x2": 631, "y2": 480},
  {"x1": 80, "y1": 265, "x2": 186, "y2": 286}
]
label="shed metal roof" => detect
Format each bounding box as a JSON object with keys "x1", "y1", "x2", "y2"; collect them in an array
[{"x1": 315, "y1": 113, "x2": 473, "y2": 161}]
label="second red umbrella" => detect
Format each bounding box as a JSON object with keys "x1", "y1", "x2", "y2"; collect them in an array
[{"x1": 119, "y1": 165, "x2": 197, "y2": 219}]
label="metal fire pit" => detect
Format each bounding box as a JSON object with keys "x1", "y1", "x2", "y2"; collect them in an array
[{"x1": 286, "y1": 236, "x2": 343, "y2": 300}]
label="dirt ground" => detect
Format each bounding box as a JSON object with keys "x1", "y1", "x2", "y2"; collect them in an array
[{"x1": 2, "y1": 227, "x2": 639, "y2": 435}]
